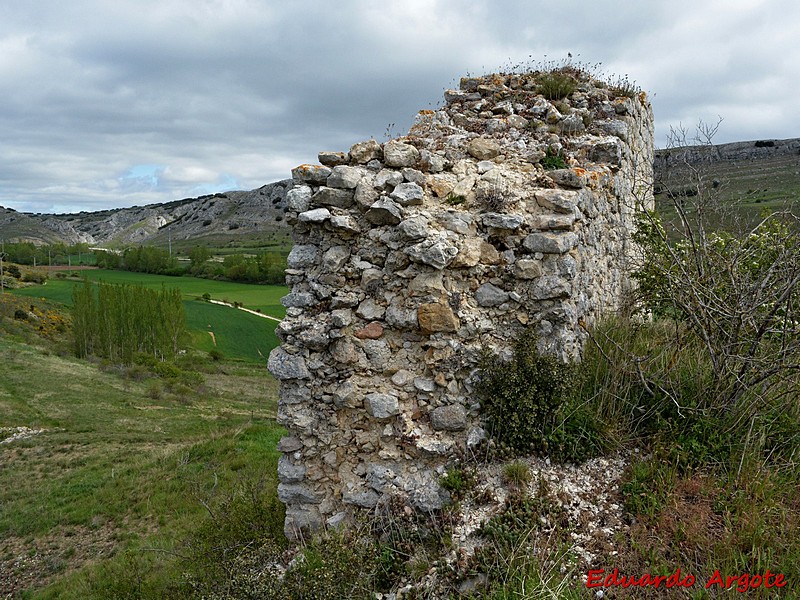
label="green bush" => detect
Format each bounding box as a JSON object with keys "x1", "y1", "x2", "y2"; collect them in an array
[
  {"x1": 21, "y1": 270, "x2": 47, "y2": 284},
  {"x1": 476, "y1": 328, "x2": 596, "y2": 461},
  {"x1": 445, "y1": 192, "x2": 466, "y2": 206},
  {"x1": 152, "y1": 361, "x2": 182, "y2": 379},
  {"x1": 536, "y1": 70, "x2": 576, "y2": 100},
  {"x1": 439, "y1": 467, "x2": 475, "y2": 501},
  {"x1": 501, "y1": 461, "x2": 532, "y2": 487}
]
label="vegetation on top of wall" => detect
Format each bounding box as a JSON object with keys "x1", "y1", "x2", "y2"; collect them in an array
[{"x1": 535, "y1": 70, "x2": 577, "y2": 100}]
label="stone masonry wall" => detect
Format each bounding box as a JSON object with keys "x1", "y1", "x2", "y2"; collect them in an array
[{"x1": 269, "y1": 70, "x2": 654, "y2": 538}]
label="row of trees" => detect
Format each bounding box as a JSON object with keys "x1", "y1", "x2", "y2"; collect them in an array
[
  {"x1": 94, "y1": 246, "x2": 182, "y2": 275},
  {"x1": 72, "y1": 280, "x2": 185, "y2": 364},
  {"x1": 2, "y1": 242, "x2": 92, "y2": 266},
  {"x1": 94, "y1": 246, "x2": 287, "y2": 285},
  {"x1": 188, "y1": 250, "x2": 287, "y2": 284}
]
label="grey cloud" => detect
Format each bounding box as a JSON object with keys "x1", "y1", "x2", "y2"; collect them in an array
[{"x1": 1, "y1": 0, "x2": 799, "y2": 213}]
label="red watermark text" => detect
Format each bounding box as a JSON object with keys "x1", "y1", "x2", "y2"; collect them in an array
[{"x1": 586, "y1": 568, "x2": 787, "y2": 592}]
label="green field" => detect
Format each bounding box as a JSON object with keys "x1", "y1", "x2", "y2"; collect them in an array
[
  {"x1": 185, "y1": 299, "x2": 279, "y2": 361},
  {"x1": 11, "y1": 271, "x2": 288, "y2": 362}
]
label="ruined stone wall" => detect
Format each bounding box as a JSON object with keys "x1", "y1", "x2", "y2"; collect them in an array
[{"x1": 269, "y1": 71, "x2": 654, "y2": 537}]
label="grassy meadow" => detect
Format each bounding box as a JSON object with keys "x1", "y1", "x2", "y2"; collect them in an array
[{"x1": 655, "y1": 153, "x2": 800, "y2": 233}]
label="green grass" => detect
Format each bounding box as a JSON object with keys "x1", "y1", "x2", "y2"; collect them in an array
[
  {"x1": 12, "y1": 278, "x2": 76, "y2": 305},
  {"x1": 184, "y1": 299, "x2": 279, "y2": 362},
  {"x1": 655, "y1": 153, "x2": 800, "y2": 234},
  {"x1": 11, "y1": 270, "x2": 288, "y2": 362},
  {"x1": 77, "y1": 269, "x2": 286, "y2": 316},
  {"x1": 0, "y1": 333, "x2": 284, "y2": 598}
]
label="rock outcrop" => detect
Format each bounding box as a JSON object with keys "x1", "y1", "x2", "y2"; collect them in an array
[
  {"x1": 270, "y1": 69, "x2": 654, "y2": 538},
  {"x1": 0, "y1": 181, "x2": 291, "y2": 246}
]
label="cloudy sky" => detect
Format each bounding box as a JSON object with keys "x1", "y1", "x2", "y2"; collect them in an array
[{"x1": 2, "y1": 0, "x2": 798, "y2": 214}]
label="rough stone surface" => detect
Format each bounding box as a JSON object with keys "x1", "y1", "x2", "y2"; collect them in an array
[
  {"x1": 398, "y1": 216, "x2": 429, "y2": 240},
  {"x1": 292, "y1": 164, "x2": 331, "y2": 185},
  {"x1": 354, "y1": 322, "x2": 385, "y2": 339},
  {"x1": 278, "y1": 455, "x2": 306, "y2": 483},
  {"x1": 365, "y1": 393, "x2": 400, "y2": 419},
  {"x1": 318, "y1": 151, "x2": 348, "y2": 167},
  {"x1": 311, "y1": 187, "x2": 354, "y2": 209},
  {"x1": 298, "y1": 208, "x2": 331, "y2": 223},
  {"x1": 482, "y1": 213, "x2": 524, "y2": 230},
  {"x1": 523, "y1": 232, "x2": 579, "y2": 254},
  {"x1": 384, "y1": 140, "x2": 420, "y2": 167},
  {"x1": 276, "y1": 69, "x2": 655, "y2": 538},
  {"x1": 287, "y1": 244, "x2": 319, "y2": 269},
  {"x1": 475, "y1": 283, "x2": 510, "y2": 307},
  {"x1": 514, "y1": 259, "x2": 544, "y2": 279},
  {"x1": 430, "y1": 405, "x2": 468, "y2": 431},
  {"x1": 286, "y1": 186, "x2": 312, "y2": 213},
  {"x1": 467, "y1": 137, "x2": 500, "y2": 160},
  {"x1": 535, "y1": 189, "x2": 578, "y2": 213},
  {"x1": 390, "y1": 182, "x2": 425, "y2": 206},
  {"x1": 406, "y1": 236, "x2": 459, "y2": 270},
  {"x1": 349, "y1": 140, "x2": 382, "y2": 163},
  {"x1": 268, "y1": 347, "x2": 310, "y2": 380},
  {"x1": 327, "y1": 165, "x2": 363, "y2": 189},
  {"x1": 365, "y1": 198, "x2": 402, "y2": 226},
  {"x1": 375, "y1": 169, "x2": 404, "y2": 190}
]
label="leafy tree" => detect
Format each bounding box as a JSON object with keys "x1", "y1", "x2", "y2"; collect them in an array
[
  {"x1": 188, "y1": 246, "x2": 212, "y2": 274},
  {"x1": 72, "y1": 280, "x2": 185, "y2": 363},
  {"x1": 633, "y1": 121, "x2": 800, "y2": 416}
]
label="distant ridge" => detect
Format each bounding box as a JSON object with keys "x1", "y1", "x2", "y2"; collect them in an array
[
  {"x1": 0, "y1": 180, "x2": 292, "y2": 248},
  {"x1": 655, "y1": 137, "x2": 800, "y2": 167}
]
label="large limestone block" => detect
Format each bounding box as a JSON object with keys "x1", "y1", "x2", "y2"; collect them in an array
[
  {"x1": 384, "y1": 140, "x2": 420, "y2": 167},
  {"x1": 366, "y1": 198, "x2": 403, "y2": 225},
  {"x1": 467, "y1": 137, "x2": 500, "y2": 160},
  {"x1": 523, "y1": 232, "x2": 579, "y2": 254},
  {"x1": 418, "y1": 303, "x2": 459, "y2": 334},
  {"x1": 268, "y1": 347, "x2": 311, "y2": 380},
  {"x1": 311, "y1": 187, "x2": 354, "y2": 209},
  {"x1": 430, "y1": 404, "x2": 467, "y2": 431},
  {"x1": 475, "y1": 283, "x2": 509, "y2": 307},
  {"x1": 349, "y1": 139, "x2": 383, "y2": 163},
  {"x1": 365, "y1": 393, "x2": 400, "y2": 419},
  {"x1": 406, "y1": 236, "x2": 459, "y2": 269},
  {"x1": 327, "y1": 165, "x2": 363, "y2": 189},
  {"x1": 292, "y1": 164, "x2": 331, "y2": 185}
]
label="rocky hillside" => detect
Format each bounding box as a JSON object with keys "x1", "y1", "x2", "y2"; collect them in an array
[
  {"x1": 0, "y1": 180, "x2": 292, "y2": 248},
  {"x1": 655, "y1": 136, "x2": 800, "y2": 167}
]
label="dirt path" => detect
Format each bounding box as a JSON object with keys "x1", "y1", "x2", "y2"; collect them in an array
[{"x1": 206, "y1": 299, "x2": 282, "y2": 322}]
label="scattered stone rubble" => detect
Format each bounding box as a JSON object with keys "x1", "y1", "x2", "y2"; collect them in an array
[
  {"x1": 270, "y1": 69, "x2": 654, "y2": 538},
  {"x1": 451, "y1": 452, "x2": 631, "y2": 566},
  {"x1": 0, "y1": 426, "x2": 47, "y2": 445}
]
